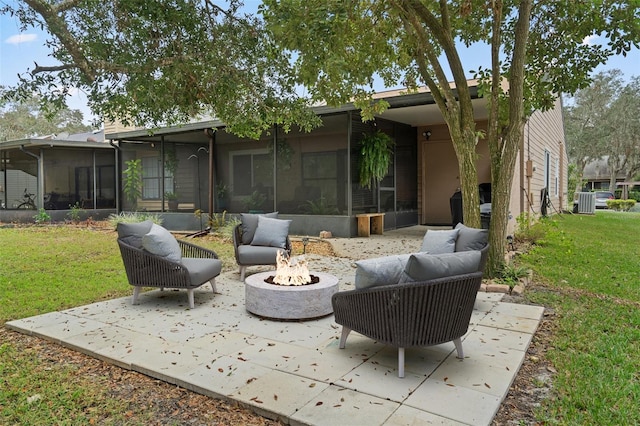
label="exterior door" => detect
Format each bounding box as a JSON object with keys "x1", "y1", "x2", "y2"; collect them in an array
[{"x1": 422, "y1": 140, "x2": 460, "y2": 225}]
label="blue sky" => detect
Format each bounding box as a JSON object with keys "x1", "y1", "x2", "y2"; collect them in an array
[{"x1": 1, "y1": 3, "x2": 638, "y2": 126}]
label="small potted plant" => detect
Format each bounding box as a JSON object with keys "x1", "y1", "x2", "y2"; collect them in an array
[
  {"x1": 165, "y1": 191, "x2": 179, "y2": 211},
  {"x1": 215, "y1": 181, "x2": 230, "y2": 211},
  {"x1": 244, "y1": 190, "x2": 266, "y2": 213}
]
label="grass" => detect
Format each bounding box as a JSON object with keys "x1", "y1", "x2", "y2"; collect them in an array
[
  {"x1": 518, "y1": 211, "x2": 640, "y2": 424},
  {"x1": 0, "y1": 342, "x2": 148, "y2": 424},
  {"x1": 0, "y1": 224, "x2": 234, "y2": 424}
]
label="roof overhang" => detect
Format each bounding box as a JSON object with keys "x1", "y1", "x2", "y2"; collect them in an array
[
  {"x1": 0, "y1": 139, "x2": 114, "y2": 150},
  {"x1": 106, "y1": 81, "x2": 488, "y2": 142}
]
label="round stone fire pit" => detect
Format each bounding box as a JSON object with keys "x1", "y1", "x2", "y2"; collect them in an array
[{"x1": 244, "y1": 271, "x2": 338, "y2": 320}]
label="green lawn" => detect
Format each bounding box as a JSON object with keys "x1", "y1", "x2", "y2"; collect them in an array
[
  {"x1": 518, "y1": 211, "x2": 640, "y2": 424},
  {"x1": 0, "y1": 225, "x2": 235, "y2": 424},
  {"x1": 1, "y1": 215, "x2": 639, "y2": 424}
]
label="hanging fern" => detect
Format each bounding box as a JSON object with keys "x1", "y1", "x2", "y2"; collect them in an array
[{"x1": 359, "y1": 131, "x2": 394, "y2": 189}]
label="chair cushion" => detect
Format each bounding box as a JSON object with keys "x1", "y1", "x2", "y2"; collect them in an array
[
  {"x1": 141, "y1": 224, "x2": 182, "y2": 263},
  {"x1": 400, "y1": 251, "x2": 481, "y2": 283},
  {"x1": 181, "y1": 257, "x2": 222, "y2": 286},
  {"x1": 117, "y1": 220, "x2": 154, "y2": 249},
  {"x1": 354, "y1": 254, "x2": 412, "y2": 290},
  {"x1": 420, "y1": 229, "x2": 460, "y2": 254},
  {"x1": 240, "y1": 212, "x2": 279, "y2": 245},
  {"x1": 251, "y1": 216, "x2": 291, "y2": 248},
  {"x1": 237, "y1": 245, "x2": 287, "y2": 265},
  {"x1": 454, "y1": 223, "x2": 489, "y2": 252}
]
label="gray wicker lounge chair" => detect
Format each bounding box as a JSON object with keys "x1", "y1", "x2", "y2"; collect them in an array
[
  {"x1": 233, "y1": 214, "x2": 292, "y2": 281},
  {"x1": 332, "y1": 271, "x2": 484, "y2": 378},
  {"x1": 117, "y1": 221, "x2": 222, "y2": 309}
]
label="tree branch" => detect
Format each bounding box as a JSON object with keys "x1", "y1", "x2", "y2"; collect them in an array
[
  {"x1": 404, "y1": 0, "x2": 473, "y2": 113},
  {"x1": 395, "y1": 9, "x2": 452, "y2": 121},
  {"x1": 31, "y1": 63, "x2": 75, "y2": 74},
  {"x1": 23, "y1": 0, "x2": 96, "y2": 82},
  {"x1": 488, "y1": 0, "x2": 503, "y2": 155},
  {"x1": 52, "y1": 0, "x2": 83, "y2": 13}
]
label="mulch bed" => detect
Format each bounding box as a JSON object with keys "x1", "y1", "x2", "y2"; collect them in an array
[
  {"x1": 1, "y1": 327, "x2": 284, "y2": 425},
  {"x1": 290, "y1": 238, "x2": 336, "y2": 257},
  {"x1": 491, "y1": 291, "x2": 557, "y2": 425}
]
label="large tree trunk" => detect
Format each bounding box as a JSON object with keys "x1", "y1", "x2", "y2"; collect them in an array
[
  {"x1": 449, "y1": 127, "x2": 481, "y2": 229},
  {"x1": 575, "y1": 158, "x2": 587, "y2": 193},
  {"x1": 393, "y1": 1, "x2": 482, "y2": 228},
  {"x1": 485, "y1": 0, "x2": 532, "y2": 277},
  {"x1": 488, "y1": 128, "x2": 524, "y2": 276}
]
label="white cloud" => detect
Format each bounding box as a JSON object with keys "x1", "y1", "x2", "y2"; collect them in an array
[
  {"x1": 5, "y1": 33, "x2": 37, "y2": 45},
  {"x1": 582, "y1": 35, "x2": 599, "y2": 46}
]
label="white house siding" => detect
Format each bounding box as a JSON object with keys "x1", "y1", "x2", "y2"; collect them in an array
[{"x1": 509, "y1": 97, "x2": 568, "y2": 233}]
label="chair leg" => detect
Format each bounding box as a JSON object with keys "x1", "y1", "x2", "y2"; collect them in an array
[
  {"x1": 239, "y1": 266, "x2": 246, "y2": 281},
  {"x1": 398, "y1": 347, "x2": 405, "y2": 378},
  {"x1": 210, "y1": 278, "x2": 217, "y2": 293},
  {"x1": 132, "y1": 286, "x2": 141, "y2": 305},
  {"x1": 453, "y1": 337, "x2": 464, "y2": 359},
  {"x1": 187, "y1": 289, "x2": 195, "y2": 309},
  {"x1": 339, "y1": 327, "x2": 351, "y2": 349}
]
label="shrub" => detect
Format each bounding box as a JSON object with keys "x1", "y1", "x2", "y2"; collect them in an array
[
  {"x1": 207, "y1": 211, "x2": 240, "y2": 241},
  {"x1": 606, "y1": 199, "x2": 637, "y2": 211},
  {"x1": 514, "y1": 212, "x2": 547, "y2": 244},
  {"x1": 497, "y1": 263, "x2": 530, "y2": 288},
  {"x1": 628, "y1": 190, "x2": 640, "y2": 202},
  {"x1": 66, "y1": 202, "x2": 85, "y2": 222},
  {"x1": 107, "y1": 212, "x2": 163, "y2": 229},
  {"x1": 33, "y1": 208, "x2": 51, "y2": 224}
]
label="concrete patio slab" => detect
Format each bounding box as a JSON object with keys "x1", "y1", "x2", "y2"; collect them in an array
[
  {"x1": 5, "y1": 226, "x2": 544, "y2": 425},
  {"x1": 291, "y1": 386, "x2": 400, "y2": 426}
]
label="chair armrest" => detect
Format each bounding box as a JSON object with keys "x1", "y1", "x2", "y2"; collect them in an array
[
  {"x1": 117, "y1": 239, "x2": 191, "y2": 287},
  {"x1": 178, "y1": 239, "x2": 218, "y2": 259},
  {"x1": 233, "y1": 224, "x2": 243, "y2": 262}
]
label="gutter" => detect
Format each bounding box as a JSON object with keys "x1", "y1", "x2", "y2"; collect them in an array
[{"x1": 110, "y1": 140, "x2": 121, "y2": 212}]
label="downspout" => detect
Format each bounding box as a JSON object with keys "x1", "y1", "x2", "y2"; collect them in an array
[
  {"x1": 273, "y1": 125, "x2": 278, "y2": 212},
  {"x1": 519, "y1": 123, "x2": 526, "y2": 215},
  {"x1": 20, "y1": 145, "x2": 43, "y2": 209},
  {"x1": 347, "y1": 111, "x2": 352, "y2": 217},
  {"x1": 206, "y1": 129, "x2": 216, "y2": 216},
  {"x1": 559, "y1": 140, "x2": 564, "y2": 210},
  {"x1": 1, "y1": 151, "x2": 7, "y2": 208},
  {"x1": 160, "y1": 135, "x2": 166, "y2": 212},
  {"x1": 526, "y1": 121, "x2": 532, "y2": 219},
  {"x1": 92, "y1": 150, "x2": 97, "y2": 209},
  {"x1": 109, "y1": 140, "x2": 121, "y2": 212}
]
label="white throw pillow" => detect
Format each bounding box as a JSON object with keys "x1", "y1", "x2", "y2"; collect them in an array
[{"x1": 142, "y1": 224, "x2": 182, "y2": 263}]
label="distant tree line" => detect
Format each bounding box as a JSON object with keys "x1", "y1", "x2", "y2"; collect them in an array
[
  {"x1": 564, "y1": 70, "x2": 640, "y2": 193},
  {"x1": 0, "y1": 89, "x2": 92, "y2": 141}
]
